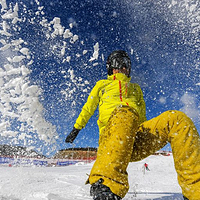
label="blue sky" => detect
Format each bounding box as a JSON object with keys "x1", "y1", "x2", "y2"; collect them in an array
[{"x1": 0, "y1": 0, "x2": 200, "y2": 156}]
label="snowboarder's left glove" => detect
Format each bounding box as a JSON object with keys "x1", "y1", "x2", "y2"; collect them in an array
[{"x1": 65, "y1": 127, "x2": 81, "y2": 143}]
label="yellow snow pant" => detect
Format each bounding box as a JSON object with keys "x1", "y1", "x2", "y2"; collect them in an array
[{"x1": 88, "y1": 107, "x2": 200, "y2": 199}]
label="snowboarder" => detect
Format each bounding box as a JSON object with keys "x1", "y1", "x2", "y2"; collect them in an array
[{"x1": 65, "y1": 50, "x2": 200, "y2": 200}]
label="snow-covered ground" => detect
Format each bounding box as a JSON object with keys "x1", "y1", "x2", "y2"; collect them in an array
[{"x1": 0, "y1": 155, "x2": 183, "y2": 200}]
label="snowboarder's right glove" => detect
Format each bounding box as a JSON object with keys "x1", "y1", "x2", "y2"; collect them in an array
[{"x1": 65, "y1": 127, "x2": 81, "y2": 143}]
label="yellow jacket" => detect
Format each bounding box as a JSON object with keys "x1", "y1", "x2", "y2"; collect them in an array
[{"x1": 74, "y1": 73, "x2": 146, "y2": 134}]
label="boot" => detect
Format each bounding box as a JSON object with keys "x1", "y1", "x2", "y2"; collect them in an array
[{"x1": 90, "y1": 179, "x2": 122, "y2": 200}]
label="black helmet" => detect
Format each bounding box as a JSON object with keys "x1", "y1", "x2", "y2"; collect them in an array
[{"x1": 106, "y1": 50, "x2": 131, "y2": 76}]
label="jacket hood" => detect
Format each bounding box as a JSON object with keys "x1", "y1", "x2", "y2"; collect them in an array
[{"x1": 108, "y1": 73, "x2": 131, "y2": 82}]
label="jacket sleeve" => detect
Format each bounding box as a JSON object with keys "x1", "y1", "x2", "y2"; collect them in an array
[
  {"x1": 74, "y1": 81, "x2": 101, "y2": 130},
  {"x1": 135, "y1": 84, "x2": 147, "y2": 124}
]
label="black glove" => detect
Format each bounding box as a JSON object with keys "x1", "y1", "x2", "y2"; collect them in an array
[{"x1": 65, "y1": 127, "x2": 81, "y2": 143}]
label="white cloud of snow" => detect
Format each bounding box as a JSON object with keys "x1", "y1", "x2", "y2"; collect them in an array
[
  {"x1": 180, "y1": 92, "x2": 200, "y2": 122},
  {"x1": 0, "y1": 0, "x2": 58, "y2": 151},
  {"x1": 0, "y1": 0, "x2": 96, "y2": 155}
]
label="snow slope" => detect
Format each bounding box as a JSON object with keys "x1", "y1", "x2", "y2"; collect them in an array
[{"x1": 0, "y1": 155, "x2": 183, "y2": 200}]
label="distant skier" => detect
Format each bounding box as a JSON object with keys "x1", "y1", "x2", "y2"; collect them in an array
[
  {"x1": 65, "y1": 50, "x2": 200, "y2": 200},
  {"x1": 144, "y1": 163, "x2": 150, "y2": 171}
]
